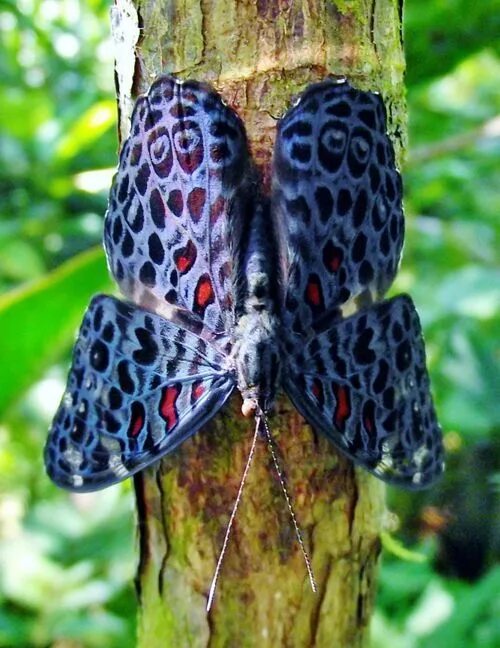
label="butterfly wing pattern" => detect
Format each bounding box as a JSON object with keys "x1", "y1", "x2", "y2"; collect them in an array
[
  {"x1": 46, "y1": 76, "x2": 254, "y2": 490},
  {"x1": 45, "y1": 295, "x2": 235, "y2": 490},
  {"x1": 274, "y1": 80, "x2": 443, "y2": 487},
  {"x1": 46, "y1": 75, "x2": 443, "y2": 493},
  {"x1": 103, "y1": 75, "x2": 255, "y2": 337}
]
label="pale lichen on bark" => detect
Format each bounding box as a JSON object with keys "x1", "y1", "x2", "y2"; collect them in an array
[{"x1": 111, "y1": 1, "x2": 408, "y2": 645}]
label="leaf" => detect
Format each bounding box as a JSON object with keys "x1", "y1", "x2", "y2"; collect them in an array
[
  {"x1": 425, "y1": 567, "x2": 500, "y2": 647},
  {"x1": 0, "y1": 246, "x2": 112, "y2": 415},
  {"x1": 55, "y1": 101, "x2": 116, "y2": 161},
  {"x1": 381, "y1": 531, "x2": 428, "y2": 563}
]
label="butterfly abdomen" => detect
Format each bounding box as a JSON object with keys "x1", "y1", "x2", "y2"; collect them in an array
[{"x1": 233, "y1": 311, "x2": 281, "y2": 416}]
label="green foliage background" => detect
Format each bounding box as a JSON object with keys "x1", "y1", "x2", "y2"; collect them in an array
[{"x1": 0, "y1": 1, "x2": 498, "y2": 646}]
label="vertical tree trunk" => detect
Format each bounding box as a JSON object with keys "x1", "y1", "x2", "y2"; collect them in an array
[{"x1": 111, "y1": 1, "x2": 406, "y2": 645}]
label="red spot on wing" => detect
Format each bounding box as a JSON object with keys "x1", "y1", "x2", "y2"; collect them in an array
[
  {"x1": 323, "y1": 241, "x2": 344, "y2": 273},
  {"x1": 191, "y1": 380, "x2": 206, "y2": 404},
  {"x1": 210, "y1": 195, "x2": 226, "y2": 223},
  {"x1": 174, "y1": 239, "x2": 197, "y2": 274},
  {"x1": 193, "y1": 274, "x2": 215, "y2": 315},
  {"x1": 159, "y1": 384, "x2": 181, "y2": 431},
  {"x1": 305, "y1": 274, "x2": 324, "y2": 309},
  {"x1": 332, "y1": 383, "x2": 351, "y2": 431},
  {"x1": 128, "y1": 402, "x2": 146, "y2": 438},
  {"x1": 362, "y1": 400, "x2": 376, "y2": 435},
  {"x1": 187, "y1": 187, "x2": 206, "y2": 222}
]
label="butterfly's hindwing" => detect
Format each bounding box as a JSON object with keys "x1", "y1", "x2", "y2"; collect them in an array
[
  {"x1": 104, "y1": 76, "x2": 254, "y2": 335},
  {"x1": 273, "y1": 79, "x2": 404, "y2": 332},
  {"x1": 45, "y1": 295, "x2": 236, "y2": 491},
  {"x1": 283, "y1": 295, "x2": 444, "y2": 488}
]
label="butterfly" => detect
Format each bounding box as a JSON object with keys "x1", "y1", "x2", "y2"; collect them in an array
[{"x1": 45, "y1": 75, "x2": 444, "y2": 494}]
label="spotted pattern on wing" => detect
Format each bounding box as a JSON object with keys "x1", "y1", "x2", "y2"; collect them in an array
[
  {"x1": 45, "y1": 295, "x2": 236, "y2": 491},
  {"x1": 46, "y1": 76, "x2": 444, "y2": 497},
  {"x1": 283, "y1": 295, "x2": 444, "y2": 488},
  {"x1": 273, "y1": 79, "x2": 404, "y2": 332},
  {"x1": 104, "y1": 76, "x2": 254, "y2": 336}
]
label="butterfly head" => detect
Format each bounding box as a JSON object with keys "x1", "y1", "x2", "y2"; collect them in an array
[{"x1": 241, "y1": 397, "x2": 259, "y2": 418}]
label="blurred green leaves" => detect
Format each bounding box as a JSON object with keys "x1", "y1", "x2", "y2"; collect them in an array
[
  {"x1": 0, "y1": 2, "x2": 134, "y2": 646},
  {"x1": 383, "y1": 15, "x2": 500, "y2": 646},
  {"x1": 56, "y1": 101, "x2": 117, "y2": 161},
  {"x1": 0, "y1": 246, "x2": 112, "y2": 416},
  {"x1": 0, "y1": 488, "x2": 135, "y2": 648},
  {"x1": 405, "y1": 2, "x2": 500, "y2": 86}
]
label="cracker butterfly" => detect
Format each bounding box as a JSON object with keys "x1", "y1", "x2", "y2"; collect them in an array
[{"x1": 45, "y1": 76, "x2": 444, "y2": 496}]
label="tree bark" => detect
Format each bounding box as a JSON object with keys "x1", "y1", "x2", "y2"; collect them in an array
[{"x1": 111, "y1": 1, "x2": 406, "y2": 645}]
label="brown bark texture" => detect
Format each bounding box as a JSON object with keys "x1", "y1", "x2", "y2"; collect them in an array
[{"x1": 110, "y1": 1, "x2": 406, "y2": 646}]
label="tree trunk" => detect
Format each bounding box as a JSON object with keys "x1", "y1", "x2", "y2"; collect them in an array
[{"x1": 111, "y1": 1, "x2": 406, "y2": 645}]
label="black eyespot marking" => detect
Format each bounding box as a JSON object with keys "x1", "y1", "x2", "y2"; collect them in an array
[
  {"x1": 337, "y1": 188, "x2": 352, "y2": 215},
  {"x1": 353, "y1": 328, "x2": 376, "y2": 365},
  {"x1": 117, "y1": 359, "x2": 134, "y2": 394},
  {"x1": 291, "y1": 142, "x2": 311, "y2": 163},
  {"x1": 108, "y1": 386, "x2": 123, "y2": 410},
  {"x1": 282, "y1": 120, "x2": 312, "y2": 139},
  {"x1": 352, "y1": 189, "x2": 368, "y2": 227},
  {"x1": 396, "y1": 340, "x2": 412, "y2": 372},
  {"x1": 112, "y1": 216, "x2": 123, "y2": 244},
  {"x1": 315, "y1": 186, "x2": 334, "y2": 222},
  {"x1": 139, "y1": 261, "x2": 156, "y2": 287},
  {"x1": 133, "y1": 327, "x2": 159, "y2": 365},
  {"x1": 93, "y1": 305, "x2": 103, "y2": 331},
  {"x1": 148, "y1": 232, "x2": 165, "y2": 265},
  {"x1": 135, "y1": 163, "x2": 150, "y2": 195},
  {"x1": 118, "y1": 175, "x2": 129, "y2": 203},
  {"x1": 286, "y1": 195, "x2": 311, "y2": 224},
  {"x1": 102, "y1": 321, "x2": 115, "y2": 343},
  {"x1": 90, "y1": 340, "x2": 109, "y2": 372},
  {"x1": 121, "y1": 231, "x2": 134, "y2": 257},
  {"x1": 352, "y1": 232, "x2": 367, "y2": 263}
]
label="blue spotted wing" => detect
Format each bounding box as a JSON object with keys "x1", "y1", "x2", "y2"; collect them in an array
[
  {"x1": 45, "y1": 295, "x2": 236, "y2": 491},
  {"x1": 283, "y1": 296, "x2": 444, "y2": 488},
  {"x1": 273, "y1": 79, "x2": 404, "y2": 331},
  {"x1": 104, "y1": 75, "x2": 254, "y2": 338},
  {"x1": 274, "y1": 79, "x2": 443, "y2": 488}
]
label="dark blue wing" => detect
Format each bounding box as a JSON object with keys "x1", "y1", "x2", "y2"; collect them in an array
[
  {"x1": 283, "y1": 296, "x2": 444, "y2": 488},
  {"x1": 273, "y1": 78, "x2": 404, "y2": 333},
  {"x1": 45, "y1": 295, "x2": 236, "y2": 491}
]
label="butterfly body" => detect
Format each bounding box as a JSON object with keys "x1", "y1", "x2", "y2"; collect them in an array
[
  {"x1": 232, "y1": 199, "x2": 282, "y2": 415},
  {"x1": 46, "y1": 76, "x2": 444, "y2": 493}
]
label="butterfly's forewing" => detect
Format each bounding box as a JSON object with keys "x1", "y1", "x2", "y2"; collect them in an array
[
  {"x1": 273, "y1": 79, "x2": 404, "y2": 332},
  {"x1": 45, "y1": 295, "x2": 235, "y2": 491},
  {"x1": 284, "y1": 296, "x2": 444, "y2": 488},
  {"x1": 104, "y1": 76, "x2": 254, "y2": 337}
]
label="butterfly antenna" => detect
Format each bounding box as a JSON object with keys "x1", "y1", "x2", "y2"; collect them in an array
[
  {"x1": 206, "y1": 416, "x2": 260, "y2": 612},
  {"x1": 258, "y1": 411, "x2": 317, "y2": 594}
]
